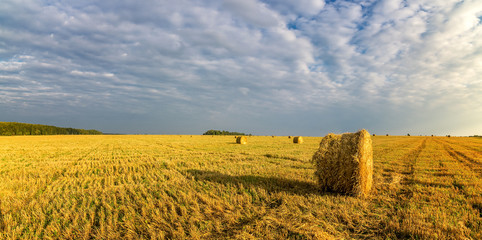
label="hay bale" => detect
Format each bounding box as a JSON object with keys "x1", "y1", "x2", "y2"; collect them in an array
[
  {"x1": 236, "y1": 136, "x2": 247, "y2": 144},
  {"x1": 312, "y1": 129, "x2": 373, "y2": 197},
  {"x1": 288, "y1": 136, "x2": 292, "y2": 139},
  {"x1": 293, "y1": 136, "x2": 303, "y2": 144}
]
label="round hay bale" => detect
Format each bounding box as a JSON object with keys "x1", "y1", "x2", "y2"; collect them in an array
[
  {"x1": 293, "y1": 136, "x2": 303, "y2": 144},
  {"x1": 312, "y1": 129, "x2": 373, "y2": 197},
  {"x1": 236, "y1": 136, "x2": 247, "y2": 144},
  {"x1": 288, "y1": 136, "x2": 291, "y2": 139}
]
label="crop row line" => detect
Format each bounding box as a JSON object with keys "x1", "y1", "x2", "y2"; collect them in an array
[{"x1": 435, "y1": 139, "x2": 482, "y2": 177}]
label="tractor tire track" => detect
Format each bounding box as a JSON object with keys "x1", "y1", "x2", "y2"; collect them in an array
[
  {"x1": 402, "y1": 138, "x2": 428, "y2": 178},
  {"x1": 385, "y1": 138, "x2": 429, "y2": 234},
  {"x1": 376, "y1": 139, "x2": 425, "y2": 156},
  {"x1": 438, "y1": 138, "x2": 482, "y2": 155},
  {"x1": 392, "y1": 138, "x2": 428, "y2": 200},
  {"x1": 433, "y1": 140, "x2": 482, "y2": 218},
  {"x1": 435, "y1": 139, "x2": 482, "y2": 176}
]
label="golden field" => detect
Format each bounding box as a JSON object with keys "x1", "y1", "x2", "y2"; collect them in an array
[{"x1": 0, "y1": 135, "x2": 481, "y2": 239}]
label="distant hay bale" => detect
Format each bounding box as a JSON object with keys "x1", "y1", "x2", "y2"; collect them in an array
[
  {"x1": 288, "y1": 136, "x2": 291, "y2": 139},
  {"x1": 312, "y1": 129, "x2": 373, "y2": 197},
  {"x1": 236, "y1": 136, "x2": 247, "y2": 144},
  {"x1": 372, "y1": 134, "x2": 376, "y2": 136},
  {"x1": 293, "y1": 136, "x2": 303, "y2": 144}
]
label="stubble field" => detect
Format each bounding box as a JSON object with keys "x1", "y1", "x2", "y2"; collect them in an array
[{"x1": 0, "y1": 135, "x2": 481, "y2": 239}]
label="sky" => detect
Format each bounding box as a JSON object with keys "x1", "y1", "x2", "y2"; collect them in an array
[{"x1": 1, "y1": 0, "x2": 481, "y2": 136}]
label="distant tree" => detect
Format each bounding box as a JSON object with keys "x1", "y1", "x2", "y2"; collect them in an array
[
  {"x1": 0, "y1": 122, "x2": 102, "y2": 136},
  {"x1": 203, "y1": 129, "x2": 248, "y2": 136}
]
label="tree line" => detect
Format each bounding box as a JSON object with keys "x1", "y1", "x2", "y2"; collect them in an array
[
  {"x1": 202, "y1": 129, "x2": 250, "y2": 136},
  {"x1": 0, "y1": 122, "x2": 102, "y2": 136}
]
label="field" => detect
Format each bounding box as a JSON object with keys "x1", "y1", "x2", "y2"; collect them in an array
[{"x1": 0, "y1": 135, "x2": 481, "y2": 239}]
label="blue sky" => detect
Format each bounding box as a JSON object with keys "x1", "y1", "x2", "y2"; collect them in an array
[{"x1": 1, "y1": 0, "x2": 481, "y2": 136}]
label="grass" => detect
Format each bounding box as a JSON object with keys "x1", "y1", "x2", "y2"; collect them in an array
[{"x1": 0, "y1": 135, "x2": 481, "y2": 239}]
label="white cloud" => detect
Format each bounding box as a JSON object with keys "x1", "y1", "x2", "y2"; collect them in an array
[
  {"x1": 238, "y1": 87, "x2": 250, "y2": 95},
  {"x1": 222, "y1": 0, "x2": 282, "y2": 28},
  {"x1": 0, "y1": 60, "x2": 25, "y2": 71},
  {"x1": 0, "y1": 0, "x2": 481, "y2": 135},
  {"x1": 70, "y1": 70, "x2": 115, "y2": 78},
  {"x1": 261, "y1": 0, "x2": 325, "y2": 17}
]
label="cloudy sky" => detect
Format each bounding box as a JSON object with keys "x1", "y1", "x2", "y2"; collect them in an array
[{"x1": 1, "y1": 0, "x2": 481, "y2": 136}]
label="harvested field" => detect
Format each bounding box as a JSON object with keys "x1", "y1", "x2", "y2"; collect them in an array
[{"x1": 0, "y1": 135, "x2": 481, "y2": 239}]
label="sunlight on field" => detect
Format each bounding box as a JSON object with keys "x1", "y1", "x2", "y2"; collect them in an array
[{"x1": 0, "y1": 135, "x2": 481, "y2": 239}]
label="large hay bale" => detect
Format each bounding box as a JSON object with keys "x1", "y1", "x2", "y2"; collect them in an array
[
  {"x1": 312, "y1": 129, "x2": 373, "y2": 197},
  {"x1": 293, "y1": 136, "x2": 303, "y2": 144},
  {"x1": 236, "y1": 136, "x2": 247, "y2": 144}
]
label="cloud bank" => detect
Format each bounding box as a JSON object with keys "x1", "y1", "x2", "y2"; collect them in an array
[{"x1": 1, "y1": 0, "x2": 481, "y2": 135}]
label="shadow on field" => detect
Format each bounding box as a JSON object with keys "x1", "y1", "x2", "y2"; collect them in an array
[
  {"x1": 0, "y1": 200, "x2": 4, "y2": 231},
  {"x1": 186, "y1": 169, "x2": 325, "y2": 196},
  {"x1": 264, "y1": 153, "x2": 300, "y2": 162}
]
